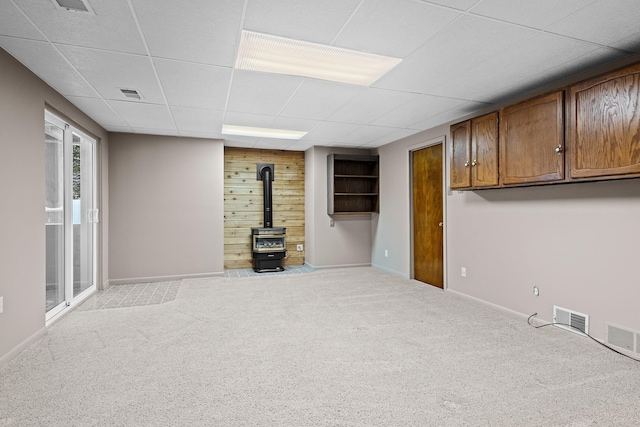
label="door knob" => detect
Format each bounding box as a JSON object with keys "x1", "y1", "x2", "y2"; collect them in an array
[
  {"x1": 472, "y1": 159, "x2": 477, "y2": 166},
  {"x1": 464, "y1": 161, "x2": 470, "y2": 167},
  {"x1": 555, "y1": 145, "x2": 563, "y2": 154},
  {"x1": 438, "y1": 222, "x2": 443, "y2": 227}
]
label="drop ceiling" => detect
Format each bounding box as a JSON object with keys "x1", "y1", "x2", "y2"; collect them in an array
[{"x1": 1, "y1": 0, "x2": 639, "y2": 151}]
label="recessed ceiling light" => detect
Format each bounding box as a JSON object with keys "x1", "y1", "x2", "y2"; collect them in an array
[
  {"x1": 222, "y1": 124, "x2": 307, "y2": 140},
  {"x1": 51, "y1": 0, "x2": 95, "y2": 14},
  {"x1": 235, "y1": 31, "x2": 402, "y2": 86}
]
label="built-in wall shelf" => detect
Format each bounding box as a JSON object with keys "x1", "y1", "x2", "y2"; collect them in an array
[{"x1": 327, "y1": 154, "x2": 379, "y2": 215}]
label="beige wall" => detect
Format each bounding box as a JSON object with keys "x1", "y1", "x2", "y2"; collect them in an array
[
  {"x1": 305, "y1": 146, "x2": 374, "y2": 268},
  {"x1": 0, "y1": 48, "x2": 109, "y2": 365},
  {"x1": 373, "y1": 54, "x2": 640, "y2": 341},
  {"x1": 108, "y1": 133, "x2": 224, "y2": 283}
]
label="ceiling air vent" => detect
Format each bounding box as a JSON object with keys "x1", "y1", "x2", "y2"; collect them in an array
[
  {"x1": 120, "y1": 89, "x2": 142, "y2": 100},
  {"x1": 553, "y1": 306, "x2": 589, "y2": 336},
  {"x1": 51, "y1": 0, "x2": 95, "y2": 14}
]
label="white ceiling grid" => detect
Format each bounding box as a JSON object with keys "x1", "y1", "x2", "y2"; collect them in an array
[{"x1": 0, "y1": 0, "x2": 639, "y2": 150}]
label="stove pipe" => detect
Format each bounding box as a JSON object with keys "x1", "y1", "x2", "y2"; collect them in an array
[{"x1": 257, "y1": 163, "x2": 274, "y2": 228}]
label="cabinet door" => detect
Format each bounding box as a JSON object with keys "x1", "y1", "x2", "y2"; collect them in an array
[
  {"x1": 471, "y1": 112, "x2": 499, "y2": 188},
  {"x1": 450, "y1": 121, "x2": 471, "y2": 189},
  {"x1": 500, "y1": 91, "x2": 564, "y2": 185},
  {"x1": 570, "y1": 63, "x2": 640, "y2": 179}
]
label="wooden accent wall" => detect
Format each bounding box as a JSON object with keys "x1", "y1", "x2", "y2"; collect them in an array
[{"x1": 224, "y1": 147, "x2": 305, "y2": 270}]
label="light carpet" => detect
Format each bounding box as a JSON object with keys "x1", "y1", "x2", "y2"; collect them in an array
[{"x1": 1, "y1": 267, "x2": 639, "y2": 426}]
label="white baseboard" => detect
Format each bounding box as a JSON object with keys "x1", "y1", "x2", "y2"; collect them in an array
[
  {"x1": 371, "y1": 263, "x2": 409, "y2": 279},
  {"x1": 107, "y1": 271, "x2": 225, "y2": 286},
  {"x1": 0, "y1": 327, "x2": 46, "y2": 370},
  {"x1": 305, "y1": 262, "x2": 370, "y2": 270},
  {"x1": 445, "y1": 288, "x2": 550, "y2": 323}
]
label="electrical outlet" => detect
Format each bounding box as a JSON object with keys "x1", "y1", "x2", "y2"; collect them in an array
[
  {"x1": 460, "y1": 267, "x2": 467, "y2": 277},
  {"x1": 0, "y1": 296, "x2": 3, "y2": 314},
  {"x1": 533, "y1": 286, "x2": 540, "y2": 296},
  {"x1": 297, "y1": 244, "x2": 303, "y2": 252},
  {"x1": 384, "y1": 250, "x2": 389, "y2": 257}
]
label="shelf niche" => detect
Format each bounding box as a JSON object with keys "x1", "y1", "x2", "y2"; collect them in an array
[{"x1": 327, "y1": 154, "x2": 379, "y2": 215}]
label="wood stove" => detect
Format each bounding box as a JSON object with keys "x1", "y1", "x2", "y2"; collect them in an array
[
  {"x1": 252, "y1": 163, "x2": 287, "y2": 272},
  {"x1": 251, "y1": 226, "x2": 286, "y2": 272}
]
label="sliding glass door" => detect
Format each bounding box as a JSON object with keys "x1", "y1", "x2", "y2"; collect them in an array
[{"x1": 45, "y1": 111, "x2": 97, "y2": 321}]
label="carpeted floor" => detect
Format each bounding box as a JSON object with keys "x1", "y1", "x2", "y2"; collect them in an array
[{"x1": 1, "y1": 267, "x2": 639, "y2": 426}]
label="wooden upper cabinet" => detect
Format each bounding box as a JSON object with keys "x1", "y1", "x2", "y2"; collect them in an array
[
  {"x1": 450, "y1": 120, "x2": 471, "y2": 189},
  {"x1": 499, "y1": 91, "x2": 564, "y2": 185},
  {"x1": 471, "y1": 112, "x2": 499, "y2": 188},
  {"x1": 569, "y1": 63, "x2": 640, "y2": 179}
]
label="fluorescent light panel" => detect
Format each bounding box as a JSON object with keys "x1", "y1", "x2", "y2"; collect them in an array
[
  {"x1": 222, "y1": 124, "x2": 307, "y2": 140},
  {"x1": 235, "y1": 31, "x2": 402, "y2": 86}
]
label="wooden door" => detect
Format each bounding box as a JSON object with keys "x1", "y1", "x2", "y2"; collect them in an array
[
  {"x1": 500, "y1": 91, "x2": 564, "y2": 185},
  {"x1": 570, "y1": 63, "x2": 640, "y2": 179},
  {"x1": 471, "y1": 112, "x2": 499, "y2": 187},
  {"x1": 449, "y1": 121, "x2": 471, "y2": 189},
  {"x1": 413, "y1": 144, "x2": 443, "y2": 288}
]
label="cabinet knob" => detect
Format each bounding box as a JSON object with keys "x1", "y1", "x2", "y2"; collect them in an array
[
  {"x1": 464, "y1": 161, "x2": 470, "y2": 167},
  {"x1": 555, "y1": 144, "x2": 563, "y2": 154},
  {"x1": 438, "y1": 222, "x2": 443, "y2": 227},
  {"x1": 472, "y1": 159, "x2": 478, "y2": 167}
]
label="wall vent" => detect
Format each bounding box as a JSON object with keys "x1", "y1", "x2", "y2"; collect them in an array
[
  {"x1": 553, "y1": 306, "x2": 589, "y2": 335},
  {"x1": 52, "y1": 0, "x2": 95, "y2": 14},
  {"x1": 120, "y1": 89, "x2": 142, "y2": 100},
  {"x1": 605, "y1": 323, "x2": 640, "y2": 360}
]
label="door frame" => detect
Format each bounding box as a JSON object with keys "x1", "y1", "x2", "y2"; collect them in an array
[
  {"x1": 45, "y1": 110, "x2": 98, "y2": 325},
  {"x1": 408, "y1": 135, "x2": 448, "y2": 289}
]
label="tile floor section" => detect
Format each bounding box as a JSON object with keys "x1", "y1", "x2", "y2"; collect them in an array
[
  {"x1": 76, "y1": 281, "x2": 180, "y2": 311},
  {"x1": 223, "y1": 264, "x2": 315, "y2": 278},
  {"x1": 76, "y1": 265, "x2": 314, "y2": 311}
]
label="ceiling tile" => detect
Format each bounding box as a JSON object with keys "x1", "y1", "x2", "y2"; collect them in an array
[
  {"x1": 279, "y1": 79, "x2": 364, "y2": 120},
  {"x1": 57, "y1": 45, "x2": 165, "y2": 103},
  {"x1": 271, "y1": 117, "x2": 320, "y2": 132},
  {"x1": 611, "y1": 34, "x2": 640, "y2": 53},
  {"x1": 337, "y1": 125, "x2": 400, "y2": 145},
  {"x1": 420, "y1": 0, "x2": 479, "y2": 11},
  {"x1": 171, "y1": 106, "x2": 224, "y2": 134},
  {"x1": 365, "y1": 128, "x2": 417, "y2": 147},
  {"x1": 334, "y1": 0, "x2": 461, "y2": 57},
  {"x1": 227, "y1": 71, "x2": 304, "y2": 116},
  {"x1": 302, "y1": 122, "x2": 361, "y2": 143},
  {"x1": 133, "y1": 128, "x2": 179, "y2": 136},
  {"x1": 0, "y1": 3, "x2": 46, "y2": 41},
  {"x1": 374, "y1": 94, "x2": 469, "y2": 128},
  {"x1": 327, "y1": 88, "x2": 418, "y2": 125},
  {"x1": 0, "y1": 37, "x2": 99, "y2": 98},
  {"x1": 14, "y1": 0, "x2": 146, "y2": 54},
  {"x1": 469, "y1": 0, "x2": 597, "y2": 29},
  {"x1": 108, "y1": 101, "x2": 175, "y2": 130},
  {"x1": 459, "y1": 33, "x2": 603, "y2": 101},
  {"x1": 253, "y1": 139, "x2": 295, "y2": 150},
  {"x1": 410, "y1": 101, "x2": 489, "y2": 130},
  {"x1": 131, "y1": 0, "x2": 243, "y2": 66},
  {"x1": 285, "y1": 140, "x2": 314, "y2": 151},
  {"x1": 104, "y1": 125, "x2": 134, "y2": 133},
  {"x1": 179, "y1": 131, "x2": 224, "y2": 140},
  {"x1": 223, "y1": 112, "x2": 275, "y2": 129},
  {"x1": 373, "y1": 15, "x2": 536, "y2": 94},
  {"x1": 244, "y1": 0, "x2": 361, "y2": 44},
  {"x1": 154, "y1": 59, "x2": 232, "y2": 110},
  {"x1": 546, "y1": 0, "x2": 640, "y2": 47},
  {"x1": 66, "y1": 96, "x2": 128, "y2": 127}
]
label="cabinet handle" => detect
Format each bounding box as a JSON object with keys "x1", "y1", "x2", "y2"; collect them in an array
[
  {"x1": 555, "y1": 145, "x2": 563, "y2": 154},
  {"x1": 472, "y1": 159, "x2": 478, "y2": 167},
  {"x1": 464, "y1": 161, "x2": 470, "y2": 167}
]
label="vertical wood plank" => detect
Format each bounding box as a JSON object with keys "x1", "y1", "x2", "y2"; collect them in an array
[{"x1": 224, "y1": 148, "x2": 305, "y2": 269}]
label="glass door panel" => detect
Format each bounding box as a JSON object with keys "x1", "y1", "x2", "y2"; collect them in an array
[
  {"x1": 72, "y1": 133, "x2": 94, "y2": 297},
  {"x1": 45, "y1": 121, "x2": 66, "y2": 314}
]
